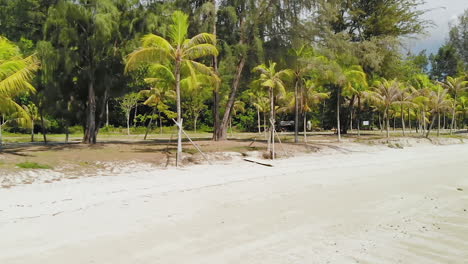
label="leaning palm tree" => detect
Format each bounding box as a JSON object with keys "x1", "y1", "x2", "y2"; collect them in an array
[
  {"x1": 0, "y1": 36, "x2": 39, "y2": 145},
  {"x1": 365, "y1": 79, "x2": 402, "y2": 138},
  {"x1": 302, "y1": 80, "x2": 330, "y2": 142},
  {"x1": 126, "y1": 11, "x2": 218, "y2": 166},
  {"x1": 253, "y1": 61, "x2": 293, "y2": 159},
  {"x1": 438, "y1": 76, "x2": 468, "y2": 134}
]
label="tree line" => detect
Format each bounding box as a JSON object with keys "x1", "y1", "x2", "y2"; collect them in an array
[{"x1": 1, "y1": 1, "x2": 468, "y2": 158}]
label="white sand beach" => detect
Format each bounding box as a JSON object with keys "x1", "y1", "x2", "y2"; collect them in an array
[{"x1": 1, "y1": 143, "x2": 467, "y2": 264}]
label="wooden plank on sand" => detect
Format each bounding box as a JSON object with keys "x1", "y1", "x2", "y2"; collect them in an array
[{"x1": 243, "y1": 158, "x2": 273, "y2": 167}]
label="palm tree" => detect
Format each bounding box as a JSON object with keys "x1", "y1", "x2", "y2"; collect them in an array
[
  {"x1": 126, "y1": 11, "x2": 218, "y2": 167},
  {"x1": 342, "y1": 65, "x2": 368, "y2": 137},
  {"x1": 0, "y1": 36, "x2": 39, "y2": 145},
  {"x1": 396, "y1": 84, "x2": 416, "y2": 136},
  {"x1": 22, "y1": 103, "x2": 40, "y2": 142},
  {"x1": 290, "y1": 45, "x2": 314, "y2": 143},
  {"x1": 302, "y1": 80, "x2": 330, "y2": 142},
  {"x1": 251, "y1": 93, "x2": 270, "y2": 136},
  {"x1": 181, "y1": 75, "x2": 213, "y2": 133},
  {"x1": 426, "y1": 86, "x2": 452, "y2": 137},
  {"x1": 139, "y1": 84, "x2": 176, "y2": 140},
  {"x1": 229, "y1": 100, "x2": 245, "y2": 138},
  {"x1": 438, "y1": 76, "x2": 468, "y2": 134},
  {"x1": 365, "y1": 79, "x2": 402, "y2": 138},
  {"x1": 456, "y1": 96, "x2": 468, "y2": 130},
  {"x1": 253, "y1": 61, "x2": 293, "y2": 159}
]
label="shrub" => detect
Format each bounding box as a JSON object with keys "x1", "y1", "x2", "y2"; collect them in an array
[{"x1": 17, "y1": 162, "x2": 53, "y2": 169}]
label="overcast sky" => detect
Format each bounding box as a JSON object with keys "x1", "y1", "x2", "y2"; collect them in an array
[{"x1": 406, "y1": 0, "x2": 468, "y2": 55}]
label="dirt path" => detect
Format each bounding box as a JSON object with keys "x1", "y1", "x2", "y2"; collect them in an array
[{"x1": 1, "y1": 143, "x2": 467, "y2": 264}]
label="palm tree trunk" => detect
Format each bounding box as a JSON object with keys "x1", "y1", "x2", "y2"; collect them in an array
[
  {"x1": 175, "y1": 60, "x2": 183, "y2": 167},
  {"x1": 216, "y1": 56, "x2": 246, "y2": 141},
  {"x1": 40, "y1": 110, "x2": 47, "y2": 144},
  {"x1": 303, "y1": 113, "x2": 307, "y2": 143},
  {"x1": 0, "y1": 115, "x2": 3, "y2": 146},
  {"x1": 437, "y1": 111, "x2": 441, "y2": 137},
  {"x1": 159, "y1": 110, "x2": 163, "y2": 134},
  {"x1": 270, "y1": 88, "x2": 275, "y2": 159},
  {"x1": 450, "y1": 95, "x2": 457, "y2": 135},
  {"x1": 31, "y1": 120, "x2": 34, "y2": 142},
  {"x1": 126, "y1": 112, "x2": 130, "y2": 136},
  {"x1": 336, "y1": 86, "x2": 341, "y2": 142},
  {"x1": 386, "y1": 107, "x2": 390, "y2": 138},
  {"x1": 401, "y1": 104, "x2": 405, "y2": 136},
  {"x1": 263, "y1": 112, "x2": 267, "y2": 138},
  {"x1": 133, "y1": 104, "x2": 138, "y2": 127},
  {"x1": 257, "y1": 108, "x2": 261, "y2": 134},
  {"x1": 408, "y1": 108, "x2": 411, "y2": 133},
  {"x1": 357, "y1": 97, "x2": 361, "y2": 137},
  {"x1": 211, "y1": 0, "x2": 220, "y2": 141},
  {"x1": 194, "y1": 114, "x2": 198, "y2": 134},
  {"x1": 350, "y1": 109, "x2": 353, "y2": 132},
  {"x1": 426, "y1": 114, "x2": 437, "y2": 138},
  {"x1": 105, "y1": 100, "x2": 109, "y2": 127},
  {"x1": 144, "y1": 110, "x2": 155, "y2": 140},
  {"x1": 422, "y1": 108, "x2": 427, "y2": 134},
  {"x1": 443, "y1": 112, "x2": 446, "y2": 130},
  {"x1": 294, "y1": 79, "x2": 299, "y2": 143},
  {"x1": 379, "y1": 113, "x2": 383, "y2": 133},
  {"x1": 229, "y1": 117, "x2": 232, "y2": 138}
]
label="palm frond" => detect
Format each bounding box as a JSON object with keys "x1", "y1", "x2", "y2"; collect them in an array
[
  {"x1": 184, "y1": 44, "x2": 218, "y2": 60},
  {"x1": 141, "y1": 34, "x2": 173, "y2": 51},
  {"x1": 185, "y1": 33, "x2": 216, "y2": 49},
  {"x1": 125, "y1": 48, "x2": 171, "y2": 72},
  {"x1": 168, "y1": 11, "x2": 189, "y2": 46},
  {"x1": 0, "y1": 55, "x2": 38, "y2": 97}
]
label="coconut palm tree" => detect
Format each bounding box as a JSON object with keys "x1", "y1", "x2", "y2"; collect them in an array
[
  {"x1": 290, "y1": 45, "x2": 314, "y2": 143},
  {"x1": 365, "y1": 79, "x2": 402, "y2": 138},
  {"x1": 426, "y1": 86, "x2": 452, "y2": 137},
  {"x1": 22, "y1": 103, "x2": 40, "y2": 142},
  {"x1": 456, "y1": 96, "x2": 468, "y2": 130},
  {"x1": 302, "y1": 80, "x2": 330, "y2": 142},
  {"x1": 139, "y1": 84, "x2": 176, "y2": 140},
  {"x1": 251, "y1": 93, "x2": 270, "y2": 136},
  {"x1": 438, "y1": 76, "x2": 468, "y2": 134},
  {"x1": 229, "y1": 100, "x2": 245, "y2": 138},
  {"x1": 126, "y1": 11, "x2": 218, "y2": 167},
  {"x1": 253, "y1": 61, "x2": 293, "y2": 159},
  {"x1": 396, "y1": 84, "x2": 417, "y2": 136},
  {"x1": 0, "y1": 36, "x2": 39, "y2": 145},
  {"x1": 181, "y1": 75, "x2": 214, "y2": 134},
  {"x1": 342, "y1": 65, "x2": 368, "y2": 137}
]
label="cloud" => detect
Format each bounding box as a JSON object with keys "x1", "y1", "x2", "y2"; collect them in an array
[{"x1": 409, "y1": 0, "x2": 467, "y2": 54}]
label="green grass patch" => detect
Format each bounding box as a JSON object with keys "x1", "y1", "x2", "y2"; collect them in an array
[{"x1": 16, "y1": 162, "x2": 53, "y2": 170}]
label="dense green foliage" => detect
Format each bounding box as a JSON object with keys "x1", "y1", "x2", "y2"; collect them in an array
[{"x1": 1, "y1": 0, "x2": 467, "y2": 146}]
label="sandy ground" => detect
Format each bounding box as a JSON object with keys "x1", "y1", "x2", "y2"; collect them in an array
[{"x1": 1, "y1": 143, "x2": 468, "y2": 264}]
